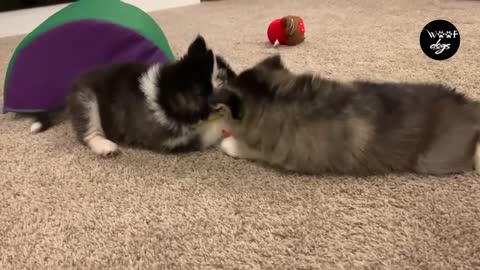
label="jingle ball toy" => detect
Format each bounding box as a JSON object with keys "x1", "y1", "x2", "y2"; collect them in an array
[{"x1": 267, "y1": 15, "x2": 306, "y2": 46}]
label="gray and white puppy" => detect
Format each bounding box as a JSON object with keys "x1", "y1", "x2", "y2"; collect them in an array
[{"x1": 209, "y1": 55, "x2": 480, "y2": 175}]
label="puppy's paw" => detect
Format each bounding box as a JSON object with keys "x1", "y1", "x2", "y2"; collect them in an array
[
  {"x1": 88, "y1": 137, "x2": 120, "y2": 157},
  {"x1": 30, "y1": 122, "x2": 43, "y2": 134},
  {"x1": 220, "y1": 136, "x2": 241, "y2": 158}
]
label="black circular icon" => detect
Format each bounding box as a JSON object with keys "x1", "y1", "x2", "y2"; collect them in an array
[{"x1": 419, "y1": 19, "x2": 460, "y2": 60}]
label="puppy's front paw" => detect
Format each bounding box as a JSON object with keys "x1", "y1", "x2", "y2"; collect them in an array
[
  {"x1": 88, "y1": 137, "x2": 120, "y2": 157},
  {"x1": 220, "y1": 136, "x2": 241, "y2": 158}
]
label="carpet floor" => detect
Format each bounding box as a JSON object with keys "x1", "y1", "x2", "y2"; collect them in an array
[{"x1": 1, "y1": 0, "x2": 479, "y2": 269}]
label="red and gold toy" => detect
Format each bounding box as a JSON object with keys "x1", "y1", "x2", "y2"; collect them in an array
[{"x1": 267, "y1": 15, "x2": 306, "y2": 46}]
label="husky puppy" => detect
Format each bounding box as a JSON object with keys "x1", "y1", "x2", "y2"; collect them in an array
[
  {"x1": 31, "y1": 35, "x2": 236, "y2": 156},
  {"x1": 209, "y1": 55, "x2": 480, "y2": 175}
]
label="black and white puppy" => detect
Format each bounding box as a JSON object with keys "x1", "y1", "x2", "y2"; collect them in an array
[{"x1": 31, "y1": 35, "x2": 236, "y2": 156}]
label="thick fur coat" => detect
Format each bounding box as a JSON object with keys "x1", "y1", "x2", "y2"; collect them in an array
[
  {"x1": 210, "y1": 55, "x2": 480, "y2": 175},
  {"x1": 32, "y1": 35, "x2": 236, "y2": 156}
]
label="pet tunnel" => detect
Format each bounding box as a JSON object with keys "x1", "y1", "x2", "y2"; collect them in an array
[{"x1": 3, "y1": 0, "x2": 175, "y2": 113}]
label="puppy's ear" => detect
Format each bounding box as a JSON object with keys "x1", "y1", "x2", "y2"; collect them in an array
[
  {"x1": 204, "y1": 49, "x2": 215, "y2": 72},
  {"x1": 208, "y1": 89, "x2": 242, "y2": 120},
  {"x1": 187, "y1": 35, "x2": 208, "y2": 56},
  {"x1": 257, "y1": 54, "x2": 285, "y2": 70},
  {"x1": 216, "y1": 55, "x2": 237, "y2": 80}
]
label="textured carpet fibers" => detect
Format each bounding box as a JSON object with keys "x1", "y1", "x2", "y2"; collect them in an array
[{"x1": 1, "y1": 0, "x2": 480, "y2": 269}]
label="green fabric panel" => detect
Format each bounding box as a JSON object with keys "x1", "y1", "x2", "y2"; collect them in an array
[{"x1": 3, "y1": 0, "x2": 175, "y2": 106}]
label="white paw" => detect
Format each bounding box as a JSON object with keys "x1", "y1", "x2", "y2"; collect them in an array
[
  {"x1": 220, "y1": 136, "x2": 241, "y2": 158},
  {"x1": 88, "y1": 137, "x2": 119, "y2": 157},
  {"x1": 30, "y1": 122, "x2": 43, "y2": 134}
]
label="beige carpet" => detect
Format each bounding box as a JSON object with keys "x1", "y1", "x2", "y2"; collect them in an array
[{"x1": 1, "y1": 0, "x2": 480, "y2": 269}]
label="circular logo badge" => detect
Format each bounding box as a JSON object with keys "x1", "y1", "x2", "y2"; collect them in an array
[{"x1": 419, "y1": 19, "x2": 460, "y2": 60}]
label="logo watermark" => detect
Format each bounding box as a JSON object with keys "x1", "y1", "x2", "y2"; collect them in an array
[{"x1": 420, "y1": 20, "x2": 460, "y2": 60}]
